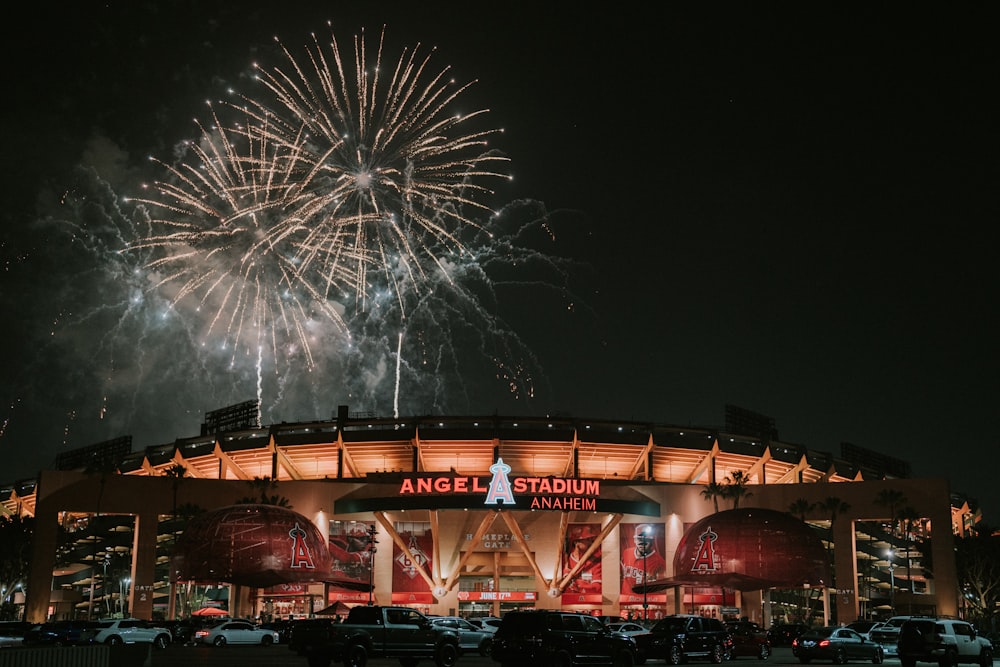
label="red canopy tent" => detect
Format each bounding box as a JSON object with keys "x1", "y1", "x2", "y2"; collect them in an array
[
  {"x1": 191, "y1": 606, "x2": 229, "y2": 617},
  {"x1": 315, "y1": 601, "x2": 353, "y2": 616}
]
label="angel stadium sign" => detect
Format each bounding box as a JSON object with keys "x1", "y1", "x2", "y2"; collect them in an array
[{"x1": 398, "y1": 458, "x2": 600, "y2": 510}]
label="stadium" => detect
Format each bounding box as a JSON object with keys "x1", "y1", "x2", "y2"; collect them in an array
[{"x1": 5, "y1": 403, "x2": 970, "y2": 626}]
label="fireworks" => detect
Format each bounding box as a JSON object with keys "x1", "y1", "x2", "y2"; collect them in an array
[{"x1": 130, "y1": 25, "x2": 510, "y2": 370}]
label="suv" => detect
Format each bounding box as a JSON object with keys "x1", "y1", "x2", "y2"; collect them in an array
[
  {"x1": 22, "y1": 620, "x2": 98, "y2": 646},
  {"x1": 725, "y1": 620, "x2": 771, "y2": 659},
  {"x1": 491, "y1": 610, "x2": 637, "y2": 666},
  {"x1": 633, "y1": 614, "x2": 731, "y2": 664},
  {"x1": 870, "y1": 616, "x2": 913, "y2": 657},
  {"x1": 92, "y1": 618, "x2": 172, "y2": 648},
  {"x1": 430, "y1": 616, "x2": 494, "y2": 656},
  {"x1": 897, "y1": 617, "x2": 993, "y2": 667},
  {"x1": 468, "y1": 616, "x2": 503, "y2": 634}
]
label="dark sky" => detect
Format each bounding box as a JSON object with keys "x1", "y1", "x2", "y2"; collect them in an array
[{"x1": 2, "y1": 3, "x2": 998, "y2": 519}]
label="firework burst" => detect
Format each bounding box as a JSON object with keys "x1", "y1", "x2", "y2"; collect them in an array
[{"x1": 130, "y1": 24, "x2": 510, "y2": 371}]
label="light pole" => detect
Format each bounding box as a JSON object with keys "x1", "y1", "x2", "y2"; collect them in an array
[
  {"x1": 366, "y1": 524, "x2": 378, "y2": 606},
  {"x1": 641, "y1": 525, "x2": 651, "y2": 622},
  {"x1": 886, "y1": 549, "x2": 896, "y2": 614},
  {"x1": 102, "y1": 552, "x2": 111, "y2": 617}
]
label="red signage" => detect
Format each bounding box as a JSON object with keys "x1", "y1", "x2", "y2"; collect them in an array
[
  {"x1": 391, "y1": 592, "x2": 435, "y2": 604},
  {"x1": 456, "y1": 591, "x2": 537, "y2": 601},
  {"x1": 396, "y1": 458, "x2": 600, "y2": 510}
]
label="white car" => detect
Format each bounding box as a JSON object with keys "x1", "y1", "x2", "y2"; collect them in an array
[
  {"x1": 92, "y1": 618, "x2": 171, "y2": 648},
  {"x1": 194, "y1": 620, "x2": 279, "y2": 647},
  {"x1": 607, "y1": 622, "x2": 650, "y2": 637},
  {"x1": 467, "y1": 616, "x2": 503, "y2": 634}
]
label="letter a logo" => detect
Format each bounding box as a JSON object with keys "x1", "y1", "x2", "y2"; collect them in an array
[
  {"x1": 690, "y1": 525, "x2": 719, "y2": 572},
  {"x1": 484, "y1": 458, "x2": 516, "y2": 507},
  {"x1": 289, "y1": 522, "x2": 316, "y2": 569}
]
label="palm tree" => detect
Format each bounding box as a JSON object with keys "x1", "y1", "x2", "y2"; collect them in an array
[
  {"x1": 163, "y1": 464, "x2": 186, "y2": 515},
  {"x1": 701, "y1": 482, "x2": 725, "y2": 513},
  {"x1": 789, "y1": 498, "x2": 815, "y2": 522},
  {"x1": 817, "y1": 496, "x2": 851, "y2": 587},
  {"x1": 818, "y1": 496, "x2": 851, "y2": 525},
  {"x1": 239, "y1": 476, "x2": 293, "y2": 507},
  {"x1": 874, "y1": 488, "x2": 908, "y2": 609},
  {"x1": 724, "y1": 471, "x2": 753, "y2": 509},
  {"x1": 898, "y1": 505, "x2": 920, "y2": 593},
  {"x1": 874, "y1": 489, "x2": 907, "y2": 536}
]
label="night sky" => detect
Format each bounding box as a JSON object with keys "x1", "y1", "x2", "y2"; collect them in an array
[{"x1": 2, "y1": 3, "x2": 998, "y2": 519}]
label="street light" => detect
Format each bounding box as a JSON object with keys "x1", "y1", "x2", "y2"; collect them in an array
[
  {"x1": 366, "y1": 524, "x2": 378, "y2": 606},
  {"x1": 641, "y1": 525, "x2": 652, "y2": 622},
  {"x1": 886, "y1": 549, "x2": 896, "y2": 613}
]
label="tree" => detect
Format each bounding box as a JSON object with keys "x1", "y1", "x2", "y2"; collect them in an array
[
  {"x1": 723, "y1": 470, "x2": 753, "y2": 509},
  {"x1": 0, "y1": 515, "x2": 33, "y2": 620},
  {"x1": 898, "y1": 505, "x2": 921, "y2": 593},
  {"x1": 954, "y1": 530, "x2": 1000, "y2": 624},
  {"x1": 701, "y1": 482, "x2": 725, "y2": 513},
  {"x1": 817, "y1": 496, "x2": 851, "y2": 587},
  {"x1": 163, "y1": 464, "x2": 187, "y2": 517},
  {"x1": 238, "y1": 476, "x2": 292, "y2": 507},
  {"x1": 874, "y1": 489, "x2": 907, "y2": 536},
  {"x1": 789, "y1": 498, "x2": 815, "y2": 521}
]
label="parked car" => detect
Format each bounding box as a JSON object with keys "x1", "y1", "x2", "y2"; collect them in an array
[
  {"x1": 869, "y1": 616, "x2": 913, "y2": 658},
  {"x1": 726, "y1": 620, "x2": 772, "y2": 659},
  {"x1": 468, "y1": 616, "x2": 503, "y2": 634},
  {"x1": 769, "y1": 623, "x2": 811, "y2": 646},
  {"x1": 0, "y1": 621, "x2": 33, "y2": 647},
  {"x1": 846, "y1": 621, "x2": 885, "y2": 641},
  {"x1": 93, "y1": 618, "x2": 172, "y2": 649},
  {"x1": 22, "y1": 620, "x2": 98, "y2": 646},
  {"x1": 633, "y1": 614, "x2": 731, "y2": 664},
  {"x1": 607, "y1": 622, "x2": 651, "y2": 638},
  {"x1": 429, "y1": 616, "x2": 493, "y2": 656},
  {"x1": 491, "y1": 609, "x2": 637, "y2": 666},
  {"x1": 194, "y1": 620, "x2": 279, "y2": 647},
  {"x1": 160, "y1": 619, "x2": 197, "y2": 643},
  {"x1": 792, "y1": 625, "x2": 884, "y2": 664},
  {"x1": 92, "y1": 618, "x2": 172, "y2": 648},
  {"x1": 896, "y1": 616, "x2": 993, "y2": 667},
  {"x1": 260, "y1": 619, "x2": 295, "y2": 644}
]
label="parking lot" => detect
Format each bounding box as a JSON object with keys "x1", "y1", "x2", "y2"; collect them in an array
[{"x1": 146, "y1": 645, "x2": 950, "y2": 667}]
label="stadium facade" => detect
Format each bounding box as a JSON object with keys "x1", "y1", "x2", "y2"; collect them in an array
[{"x1": 4, "y1": 408, "x2": 972, "y2": 626}]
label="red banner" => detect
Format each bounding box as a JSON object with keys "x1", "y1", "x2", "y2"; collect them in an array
[
  {"x1": 562, "y1": 523, "x2": 602, "y2": 598},
  {"x1": 391, "y1": 592, "x2": 435, "y2": 604},
  {"x1": 560, "y1": 592, "x2": 604, "y2": 605},
  {"x1": 392, "y1": 527, "x2": 433, "y2": 594},
  {"x1": 457, "y1": 591, "x2": 537, "y2": 601},
  {"x1": 620, "y1": 522, "x2": 667, "y2": 603}
]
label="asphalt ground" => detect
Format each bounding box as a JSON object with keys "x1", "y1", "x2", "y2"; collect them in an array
[{"x1": 144, "y1": 645, "x2": 942, "y2": 667}]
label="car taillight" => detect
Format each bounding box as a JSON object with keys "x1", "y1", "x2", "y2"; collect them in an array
[
  {"x1": 194, "y1": 630, "x2": 208, "y2": 638},
  {"x1": 792, "y1": 638, "x2": 799, "y2": 647},
  {"x1": 819, "y1": 640, "x2": 830, "y2": 647}
]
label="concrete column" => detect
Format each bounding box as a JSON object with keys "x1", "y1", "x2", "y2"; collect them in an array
[
  {"x1": 129, "y1": 510, "x2": 159, "y2": 620},
  {"x1": 834, "y1": 518, "x2": 859, "y2": 623},
  {"x1": 929, "y1": 503, "x2": 959, "y2": 617},
  {"x1": 25, "y1": 510, "x2": 59, "y2": 622}
]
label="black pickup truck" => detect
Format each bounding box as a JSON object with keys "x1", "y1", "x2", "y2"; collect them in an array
[{"x1": 288, "y1": 605, "x2": 461, "y2": 667}]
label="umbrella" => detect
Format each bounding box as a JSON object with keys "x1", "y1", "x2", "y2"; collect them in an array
[{"x1": 191, "y1": 606, "x2": 229, "y2": 617}]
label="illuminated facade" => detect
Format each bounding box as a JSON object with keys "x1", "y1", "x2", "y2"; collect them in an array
[{"x1": 3, "y1": 413, "x2": 968, "y2": 625}]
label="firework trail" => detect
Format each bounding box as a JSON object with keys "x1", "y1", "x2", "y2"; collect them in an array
[
  {"x1": 0, "y1": 27, "x2": 588, "y2": 465},
  {"x1": 129, "y1": 24, "x2": 510, "y2": 385}
]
